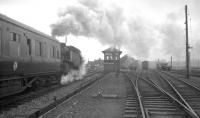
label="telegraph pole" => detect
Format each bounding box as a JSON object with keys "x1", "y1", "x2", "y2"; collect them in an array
[
  {"x1": 171, "y1": 56, "x2": 172, "y2": 70},
  {"x1": 185, "y1": 5, "x2": 190, "y2": 79}
]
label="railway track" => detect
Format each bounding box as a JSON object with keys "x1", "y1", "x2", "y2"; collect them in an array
[
  {"x1": 159, "y1": 71, "x2": 200, "y2": 116},
  {"x1": 0, "y1": 84, "x2": 59, "y2": 111},
  {"x1": 171, "y1": 70, "x2": 200, "y2": 77},
  {"x1": 0, "y1": 70, "x2": 102, "y2": 115},
  {"x1": 167, "y1": 71, "x2": 200, "y2": 88},
  {"x1": 146, "y1": 71, "x2": 179, "y2": 96},
  {"x1": 127, "y1": 71, "x2": 199, "y2": 118},
  {"x1": 29, "y1": 72, "x2": 104, "y2": 118},
  {"x1": 145, "y1": 70, "x2": 199, "y2": 117},
  {"x1": 138, "y1": 76, "x2": 189, "y2": 118},
  {"x1": 123, "y1": 74, "x2": 141, "y2": 118}
]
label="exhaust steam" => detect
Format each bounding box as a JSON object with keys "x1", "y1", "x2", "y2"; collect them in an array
[{"x1": 60, "y1": 61, "x2": 86, "y2": 85}]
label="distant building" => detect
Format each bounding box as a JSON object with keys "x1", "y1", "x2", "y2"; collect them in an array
[
  {"x1": 86, "y1": 59, "x2": 104, "y2": 71},
  {"x1": 102, "y1": 47, "x2": 122, "y2": 72}
]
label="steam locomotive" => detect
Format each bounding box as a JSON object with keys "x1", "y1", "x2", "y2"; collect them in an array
[{"x1": 0, "y1": 14, "x2": 82, "y2": 98}]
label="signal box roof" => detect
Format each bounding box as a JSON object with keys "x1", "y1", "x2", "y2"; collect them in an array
[{"x1": 102, "y1": 47, "x2": 122, "y2": 53}]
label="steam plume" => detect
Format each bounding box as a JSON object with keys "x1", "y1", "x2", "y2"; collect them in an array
[
  {"x1": 51, "y1": 0, "x2": 157, "y2": 58},
  {"x1": 60, "y1": 61, "x2": 86, "y2": 85},
  {"x1": 159, "y1": 12, "x2": 185, "y2": 60},
  {"x1": 51, "y1": 0, "x2": 200, "y2": 61}
]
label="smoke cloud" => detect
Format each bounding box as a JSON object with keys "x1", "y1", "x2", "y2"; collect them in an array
[
  {"x1": 126, "y1": 17, "x2": 157, "y2": 58},
  {"x1": 51, "y1": 0, "x2": 157, "y2": 59},
  {"x1": 51, "y1": 0, "x2": 200, "y2": 60},
  {"x1": 159, "y1": 7, "x2": 200, "y2": 61},
  {"x1": 159, "y1": 12, "x2": 185, "y2": 60}
]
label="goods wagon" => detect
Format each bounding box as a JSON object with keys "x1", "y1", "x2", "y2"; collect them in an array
[
  {"x1": 157, "y1": 62, "x2": 171, "y2": 71},
  {"x1": 142, "y1": 61, "x2": 148, "y2": 70}
]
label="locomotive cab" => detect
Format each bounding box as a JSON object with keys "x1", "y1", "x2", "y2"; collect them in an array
[{"x1": 60, "y1": 43, "x2": 82, "y2": 75}]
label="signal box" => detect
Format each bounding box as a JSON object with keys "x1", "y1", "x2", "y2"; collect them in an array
[{"x1": 102, "y1": 47, "x2": 122, "y2": 72}]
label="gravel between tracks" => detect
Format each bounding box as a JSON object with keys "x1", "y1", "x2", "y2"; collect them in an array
[
  {"x1": 41, "y1": 73, "x2": 128, "y2": 118},
  {"x1": 0, "y1": 73, "x2": 101, "y2": 118}
]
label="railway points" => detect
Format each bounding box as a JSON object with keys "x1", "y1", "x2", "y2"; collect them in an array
[
  {"x1": 145, "y1": 70, "x2": 200, "y2": 117},
  {"x1": 138, "y1": 77, "x2": 189, "y2": 118},
  {"x1": 129, "y1": 72, "x2": 198, "y2": 118},
  {"x1": 1, "y1": 2, "x2": 200, "y2": 118},
  {"x1": 160, "y1": 72, "x2": 200, "y2": 116}
]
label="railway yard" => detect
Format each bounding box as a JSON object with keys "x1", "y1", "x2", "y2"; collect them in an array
[
  {"x1": 1, "y1": 3, "x2": 200, "y2": 118},
  {"x1": 1, "y1": 69, "x2": 200, "y2": 118}
]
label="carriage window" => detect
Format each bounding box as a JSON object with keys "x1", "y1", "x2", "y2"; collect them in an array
[
  {"x1": 27, "y1": 39, "x2": 31, "y2": 55},
  {"x1": 10, "y1": 32, "x2": 20, "y2": 42},
  {"x1": 53, "y1": 46, "x2": 56, "y2": 58},
  {"x1": 39, "y1": 42, "x2": 42, "y2": 56},
  {"x1": 49, "y1": 46, "x2": 53, "y2": 58},
  {"x1": 57, "y1": 50, "x2": 59, "y2": 59},
  {"x1": 35, "y1": 41, "x2": 42, "y2": 57},
  {"x1": 43, "y1": 43, "x2": 47, "y2": 57}
]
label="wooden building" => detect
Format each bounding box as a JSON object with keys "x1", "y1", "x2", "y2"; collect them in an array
[{"x1": 102, "y1": 47, "x2": 122, "y2": 72}]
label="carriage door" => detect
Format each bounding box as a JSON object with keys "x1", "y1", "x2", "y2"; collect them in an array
[{"x1": 10, "y1": 32, "x2": 20, "y2": 57}]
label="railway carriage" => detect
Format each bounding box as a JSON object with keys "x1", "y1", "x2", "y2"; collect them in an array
[
  {"x1": 0, "y1": 14, "x2": 82, "y2": 98},
  {"x1": 0, "y1": 14, "x2": 61, "y2": 76}
]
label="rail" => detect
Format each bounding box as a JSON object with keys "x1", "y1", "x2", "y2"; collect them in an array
[
  {"x1": 162, "y1": 71, "x2": 200, "y2": 92},
  {"x1": 28, "y1": 72, "x2": 104, "y2": 118},
  {"x1": 157, "y1": 71, "x2": 198, "y2": 117},
  {"x1": 125, "y1": 73, "x2": 147, "y2": 118},
  {"x1": 136, "y1": 75, "x2": 150, "y2": 118},
  {"x1": 143, "y1": 74, "x2": 199, "y2": 118}
]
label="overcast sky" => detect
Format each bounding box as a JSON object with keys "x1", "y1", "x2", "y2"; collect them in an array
[{"x1": 0, "y1": 0, "x2": 199, "y2": 61}]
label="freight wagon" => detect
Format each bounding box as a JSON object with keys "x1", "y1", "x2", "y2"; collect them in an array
[{"x1": 142, "y1": 61, "x2": 148, "y2": 70}]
